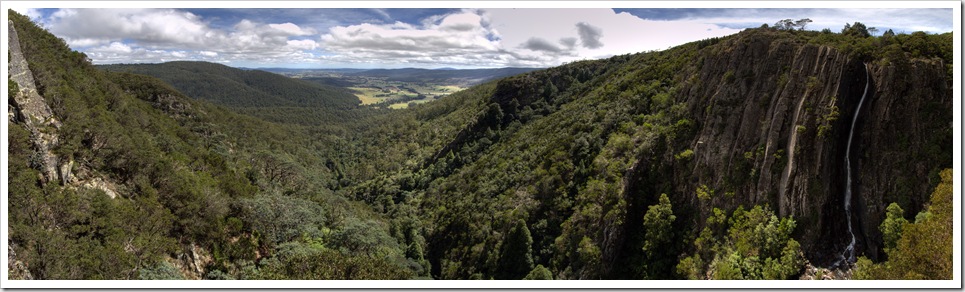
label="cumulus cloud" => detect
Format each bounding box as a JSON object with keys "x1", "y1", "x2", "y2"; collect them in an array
[
  {"x1": 16, "y1": 7, "x2": 952, "y2": 68},
  {"x1": 46, "y1": 8, "x2": 209, "y2": 48},
  {"x1": 268, "y1": 22, "x2": 316, "y2": 36},
  {"x1": 318, "y1": 10, "x2": 516, "y2": 67},
  {"x1": 90, "y1": 42, "x2": 133, "y2": 54},
  {"x1": 316, "y1": 8, "x2": 737, "y2": 67},
  {"x1": 483, "y1": 8, "x2": 743, "y2": 65},
  {"x1": 575, "y1": 22, "x2": 603, "y2": 49},
  {"x1": 27, "y1": 8, "x2": 748, "y2": 67},
  {"x1": 36, "y1": 8, "x2": 325, "y2": 65}
]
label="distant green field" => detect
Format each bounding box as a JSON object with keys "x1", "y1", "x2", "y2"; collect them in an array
[
  {"x1": 349, "y1": 86, "x2": 417, "y2": 105},
  {"x1": 350, "y1": 83, "x2": 463, "y2": 109},
  {"x1": 388, "y1": 98, "x2": 435, "y2": 109}
]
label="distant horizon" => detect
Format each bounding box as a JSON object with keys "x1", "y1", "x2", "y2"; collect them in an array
[
  {"x1": 9, "y1": 6, "x2": 953, "y2": 69},
  {"x1": 239, "y1": 65, "x2": 547, "y2": 70},
  {"x1": 99, "y1": 60, "x2": 546, "y2": 71}
]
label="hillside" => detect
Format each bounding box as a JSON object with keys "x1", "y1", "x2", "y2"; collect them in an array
[
  {"x1": 100, "y1": 61, "x2": 360, "y2": 109},
  {"x1": 99, "y1": 61, "x2": 368, "y2": 126},
  {"x1": 7, "y1": 8, "x2": 953, "y2": 282},
  {"x1": 8, "y1": 11, "x2": 419, "y2": 280},
  {"x1": 338, "y1": 26, "x2": 952, "y2": 279}
]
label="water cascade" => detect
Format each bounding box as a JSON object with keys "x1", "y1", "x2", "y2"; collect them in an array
[{"x1": 838, "y1": 63, "x2": 870, "y2": 266}]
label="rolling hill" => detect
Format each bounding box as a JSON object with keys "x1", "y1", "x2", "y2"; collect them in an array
[{"x1": 100, "y1": 61, "x2": 360, "y2": 109}]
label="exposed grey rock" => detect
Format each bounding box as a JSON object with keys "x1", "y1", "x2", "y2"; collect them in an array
[{"x1": 8, "y1": 20, "x2": 61, "y2": 183}]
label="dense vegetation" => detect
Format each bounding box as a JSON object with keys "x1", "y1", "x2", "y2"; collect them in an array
[
  {"x1": 99, "y1": 61, "x2": 359, "y2": 109},
  {"x1": 7, "y1": 9, "x2": 953, "y2": 281},
  {"x1": 8, "y1": 11, "x2": 415, "y2": 280},
  {"x1": 852, "y1": 169, "x2": 953, "y2": 280},
  {"x1": 99, "y1": 62, "x2": 371, "y2": 127}
]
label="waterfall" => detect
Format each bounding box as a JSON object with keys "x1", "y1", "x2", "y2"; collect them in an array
[{"x1": 838, "y1": 63, "x2": 870, "y2": 266}]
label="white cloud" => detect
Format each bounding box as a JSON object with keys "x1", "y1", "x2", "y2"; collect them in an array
[
  {"x1": 286, "y1": 39, "x2": 318, "y2": 50},
  {"x1": 89, "y1": 42, "x2": 133, "y2": 54},
  {"x1": 484, "y1": 9, "x2": 742, "y2": 65},
  {"x1": 268, "y1": 22, "x2": 315, "y2": 36},
  {"x1": 37, "y1": 8, "x2": 326, "y2": 65},
  {"x1": 438, "y1": 12, "x2": 483, "y2": 32},
  {"x1": 46, "y1": 9, "x2": 209, "y2": 48},
  {"x1": 38, "y1": 8, "x2": 948, "y2": 68},
  {"x1": 315, "y1": 8, "x2": 746, "y2": 68},
  {"x1": 67, "y1": 38, "x2": 110, "y2": 48},
  {"x1": 11, "y1": 8, "x2": 44, "y2": 20},
  {"x1": 319, "y1": 10, "x2": 508, "y2": 67}
]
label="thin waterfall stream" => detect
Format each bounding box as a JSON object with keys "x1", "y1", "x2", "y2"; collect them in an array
[{"x1": 837, "y1": 63, "x2": 870, "y2": 267}]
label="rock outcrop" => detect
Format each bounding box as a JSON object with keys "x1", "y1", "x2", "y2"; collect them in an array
[
  {"x1": 171, "y1": 243, "x2": 212, "y2": 279},
  {"x1": 8, "y1": 242, "x2": 34, "y2": 280},
  {"x1": 9, "y1": 21, "x2": 129, "y2": 200},
  {"x1": 8, "y1": 20, "x2": 62, "y2": 183}
]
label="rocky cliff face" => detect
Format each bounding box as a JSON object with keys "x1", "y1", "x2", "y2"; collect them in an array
[
  {"x1": 855, "y1": 58, "x2": 951, "y2": 260},
  {"x1": 8, "y1": 18, "x2": 215, "y2": 279},
  {"x1": 647, "y1": 29, "x2": 950, "y2": 265},
  {"x1": 8, "y1": 21, "x2": 125, "y2": 199},
  {"x1": 8, "y1": 20, "x2": 62, "y2": 183}
]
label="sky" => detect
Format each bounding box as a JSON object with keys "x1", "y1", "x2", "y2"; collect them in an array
[{"x1": 11, "y1": 7, "x2": 954, "y2": 69}]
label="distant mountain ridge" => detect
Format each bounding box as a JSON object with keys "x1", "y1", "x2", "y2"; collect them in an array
[
  {"x1": 344, "y1": 67, "x2": 541, "y2": 84},
  {"x1": 257, "y1": 67, "x2": 541, "y2": 84},
  {"x1": 99, "y1": 61, "x2": 360, "y2": 109}
]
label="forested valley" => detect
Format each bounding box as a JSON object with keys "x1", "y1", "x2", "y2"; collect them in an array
[{"x1": 6, "y1": 10, "x2": 953, "y2": 280}]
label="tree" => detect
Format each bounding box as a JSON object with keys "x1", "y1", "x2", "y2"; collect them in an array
[
  {"x1": 853, "y1": 169, "x2": 953, "y2": 280},
  {"x1": 882, "y1": 29, "x2": 896, "y2": 38},
  {"x1": 641, "y1": 193, "x2": 676, "y2": 278},
  {"x1": 793, "y1": 18, "x2": 812, "y2": 30},
  {"x1": 774, "y1": 19, "x2": 795, "y2": 30},
  {"x1": 523, "y1": 265, "x2": 553, "y2": 280},
  {"x1": 238, "y1": 194, "x2": 327, "y2": 247},
  {"x1": 496, "y1": 219, "x2": 535, "y2": 279},
  {"x1": 676, "y1": 205, "x2": 802, "y2": 279},
  {"x1": 843, "y1": 22, "x2": 871, "y2": 38},
  {"x1": 774, "y1": 18, "x2": 811, "y2": 30},
  {"x1": 868, "y1": 27, "x2": 879, "y2": 36},
  {"x1": 879, "y1": 202, "x2": 908, "y2": 251},
  {"x1": 331, "y1": 218, "x2": 402, "y2": 257},
  {"x1": 138, "y1": 261, "x2": 184, "y2": 280}
]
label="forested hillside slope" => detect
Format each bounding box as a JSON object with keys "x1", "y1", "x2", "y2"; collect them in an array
[
  {"x1": 7, "y1": 9, "x2": 952, "y2": 281},
  {"x1": 8, "y1": 11, "x2": 419, "y2": 280},
  {"x1": 99, "y1": 62, "x2": 368, "y2": 126},
  {"x1": 100, "y1": 61, "x2": 358, "y2": 109}
]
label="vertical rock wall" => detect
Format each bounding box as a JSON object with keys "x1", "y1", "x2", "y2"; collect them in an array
[{"x1": 658, "y1": 29, "x2": 950, "y2": 264}]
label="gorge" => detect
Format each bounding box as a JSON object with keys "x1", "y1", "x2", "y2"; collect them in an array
[{"x1": 5, "y1": 9, "x2": 953, "y2": 281}]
